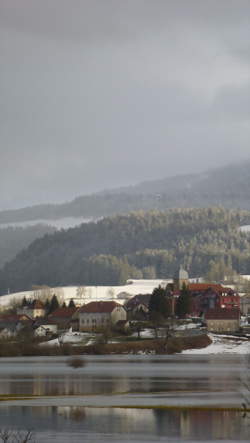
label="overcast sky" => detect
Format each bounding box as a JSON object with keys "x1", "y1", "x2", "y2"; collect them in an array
[{"x1": 0, "y1": 0, "x2": 250, "y2": 210}]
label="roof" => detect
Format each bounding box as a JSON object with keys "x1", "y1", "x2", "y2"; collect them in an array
[
  {"x1": 33, "y1": 319, "x2": 58, "y2": 326},
  {"x1": 205, "y1": 308, "x2": 240, "y2": 320},
  {"x1": 0, "y1": 314, "x2": 32, "y2": 322},
  {"x1": 79, "y1": 301, "x2": 122, "y2": 314},
  {"x1": 125, "y1": 294, "x2": 151, "y2": 309},
  {"x1": 188, "y1": 283, "x2": 232, "y2": 293},
  {"x1": 49, "y1": 307, "x2": 77, "y2": 318}
]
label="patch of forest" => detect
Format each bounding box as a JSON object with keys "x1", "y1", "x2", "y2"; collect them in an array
[{"x1": 1, "y1": 208, "x2": 250, "y2": 295}]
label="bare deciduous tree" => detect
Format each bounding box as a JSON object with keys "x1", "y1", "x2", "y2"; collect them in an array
[{"x1": 0, "y1": 430, "x2": 34, "y2": 443}]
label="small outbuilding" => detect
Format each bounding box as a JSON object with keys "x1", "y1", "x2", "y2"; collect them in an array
[{"x1": 34, "y1": 323, "x2": 58, "y2": 337}]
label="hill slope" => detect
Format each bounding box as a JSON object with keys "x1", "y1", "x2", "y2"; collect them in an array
[
  {"x1": 1, "y1": 208, "x2": 250, "y2": 295},
  {"x1": 0, "y1": 161, "x2": 250, "y2": 224},
  {"x1": 0, "y1": 224, "x2": 56, "y2": 269}
]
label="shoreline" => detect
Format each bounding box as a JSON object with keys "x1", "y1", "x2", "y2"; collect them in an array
[{"x1": 0, "y1": 334, "x2": 212, "y2": 357}]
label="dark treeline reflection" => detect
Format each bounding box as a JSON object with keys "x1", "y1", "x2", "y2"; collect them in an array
[{"x1": 0, "y1": 406, "x2": 248, "y2": 441}]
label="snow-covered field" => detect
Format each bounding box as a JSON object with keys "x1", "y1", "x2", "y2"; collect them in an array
[
  {"x1": 0, "y1": 280, "x2": 168, "y2": 308},
  {"x1": 240, "y1": 225, "x2": 250, "y2": 233},
  {"x1": 183, "y1": 334, "x2": 250, "y2": 354}
]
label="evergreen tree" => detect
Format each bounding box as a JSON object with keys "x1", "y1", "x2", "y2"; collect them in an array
[
  {"x1": 175, "y1": 283, "x2": 191, "y2": 318},
  {"x1": 48, "y1": 294, "x2": 59, "y2": 314},
  {"x1": 44, "y1": 298, "x2": 50, "y2": 313},
  {"x1": 68, "y1": 299, "x2": 76, "y2": 308},
  {"x1": 21, "y1": 296, "x2": 27, "y2": 307},
  {"x1": 148, "y1": 286, "x2": 171, "y2": 321}
]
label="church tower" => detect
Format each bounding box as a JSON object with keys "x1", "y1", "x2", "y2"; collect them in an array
[{"x1": 173, "y1": 266, "x2": 189, "y2": 290}]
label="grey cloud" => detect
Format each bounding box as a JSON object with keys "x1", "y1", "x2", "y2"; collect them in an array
[{"x1": 0, "y1": 0, "x2": 250, "y2": 209}]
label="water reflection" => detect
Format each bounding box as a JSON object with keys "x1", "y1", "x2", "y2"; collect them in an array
[
  {"x1": 0, "y1": 406, "x2": 249, "y2": 441},
  {"x1": 0, "y1": 354, "x2": 245, "y2": 397},
  {"x1": 0, "y1": 355, "x2": 249, "y2": 441}
]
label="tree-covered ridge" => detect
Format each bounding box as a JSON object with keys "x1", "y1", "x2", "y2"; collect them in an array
[
  {"x1": 1, "y1": 207, "x2": 250, "y2": 295},
  {"x1": 1, "y1": 161, "x2": 250, "y2": 225}
]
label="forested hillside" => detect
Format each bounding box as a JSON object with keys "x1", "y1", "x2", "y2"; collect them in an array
[
  {"x1": 0, "y1": 224, "x2": 56, "y2": 269},
  {"x1": 1, "y1": 161, "x2": 250, "y2": 224},
  {"x1": 1, "y1": 208, "x2": 250, "y2": 295}
]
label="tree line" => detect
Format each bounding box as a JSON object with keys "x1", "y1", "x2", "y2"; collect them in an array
[{"x1": 1, "y1": 208, "x2": 250, "y2": 295}]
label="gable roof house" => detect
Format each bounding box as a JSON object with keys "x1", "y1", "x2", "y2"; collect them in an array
[
  {"x1": 48, "y1": 307, "x2": 79, "y2": 331},
  {"x1": 205, "y1": 308, "x2": 240, "y2": 333},
  {"x1": 185, "y1": 284, "x2": 240, "y2": 317},
  {"x1": 0, "y1": 314, "x2": 33, "y2": 337},
  {"x1": 17, "y1": 300, "x2": 46, "y2": 319},
  {"x1": 124, "y1": 294, "x2": 151, "y2": 320},
  {"x1": 78, "y1": 301, "x2": 127, "y2": 331}
]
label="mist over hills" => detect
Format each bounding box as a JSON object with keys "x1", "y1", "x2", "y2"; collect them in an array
[
  {"x1": 1, "y1": 161, "x2": 250, "y2": 225},
  {"x1": 1, "y1": 207, "x2": 250, "y2": 296}
]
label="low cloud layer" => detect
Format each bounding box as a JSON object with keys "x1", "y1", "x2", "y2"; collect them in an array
[{"x1": 0, "y1": 0, "x2": 250, "y2": 209}]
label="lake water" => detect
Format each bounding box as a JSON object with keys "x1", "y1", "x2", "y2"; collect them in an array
[{"x1": 0, "y1": 355, "x2": 249, "y2": 442}]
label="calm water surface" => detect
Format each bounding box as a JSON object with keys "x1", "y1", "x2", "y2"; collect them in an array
[{"x1": 0, "y1": 354, "x2": 249, "y2": 442}]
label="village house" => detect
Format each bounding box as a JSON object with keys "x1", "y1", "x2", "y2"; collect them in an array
[
  {"x1": 170, "y1": 267, "x2": 240, "y2": 317},
  {"x1": 240, "y1": 294, "x2": 250, "y2": 316},
  {"x1": 124, "y1": 294, "x2": 151, "y2": 320},
  {"x1": 78, "y1": 301, "x2": 127, "y2": 331},
  {"x1": 17, "y1": 299, "x2": 46, "y2": 319},
  {"x1": 188, "y1": 283, "x2": 240, "y2": 316},
  {"x1": 0, "y1": 314, "x2": 33, "y2": 337},
  {"x1": 48, "y1": 307, "x2": 79, "y2": 331},
  {"x1": 205, "y1": 308, "x2": 240, "y2": 333}
]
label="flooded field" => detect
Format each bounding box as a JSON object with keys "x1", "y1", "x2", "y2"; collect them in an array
[{"x1": 0, "y1": 354, "x2": 249, "y2": 442}]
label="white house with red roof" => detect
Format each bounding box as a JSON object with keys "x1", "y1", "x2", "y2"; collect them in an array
[{"x1": 78, "y1": 301, "x2": 126, "y2": 331}]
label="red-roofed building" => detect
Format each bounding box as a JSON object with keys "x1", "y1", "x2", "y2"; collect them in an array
[
  {"x1": 78, "y1": 301, "x2": 126, "y2": 331},
  {"x1": 205, "y1": 308, "x2": 240, "y2": 332},
  {"x1": 170, "y1": 268, "x2": 240, "y2": 317},
  {"x1": 48, "y1": 307, "x2": 79, "y2": 330},
  {"x1": 187, "y1": 283, "x2": 240, "y2": 316}
]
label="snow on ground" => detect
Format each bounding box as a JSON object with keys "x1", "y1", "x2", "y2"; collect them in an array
[
  {"x1": 182, "y1": 334, "x2": 250, "y2": 354},
  {"x1": 175, "y1": 322, "x2": 198, "y2": 330},
  {"x1": 39, "y1": 331, "x2": 94, "y2": 346},
  {"x1": 39, "y1": 338, "x2": 60, "y2": 346},
  {"x1": 239, "y1": 225, "x2": 250, "y2": 233},
  {"x1": 131, "y1": 328, "x2": 155, "y2": 339},
  {"x1": 0, "y1": 281, "x2": 163, "y2": 308}
]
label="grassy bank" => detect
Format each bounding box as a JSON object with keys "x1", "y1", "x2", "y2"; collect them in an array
[{"x1": 0, "y1": 334, "x2": 211, "y2": 357}]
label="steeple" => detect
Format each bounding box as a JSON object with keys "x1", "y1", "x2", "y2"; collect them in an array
[{"x1": 173, "y1": 265, "x2": 189, "y2": 290}]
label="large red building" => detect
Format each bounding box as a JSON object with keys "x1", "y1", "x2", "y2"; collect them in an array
[
  {"x1": 168, "y1": 281, "x2": 240, "y2": 317},
  {"x1": 188, "y1": 283, "x2": 240, "y2": 316}
]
